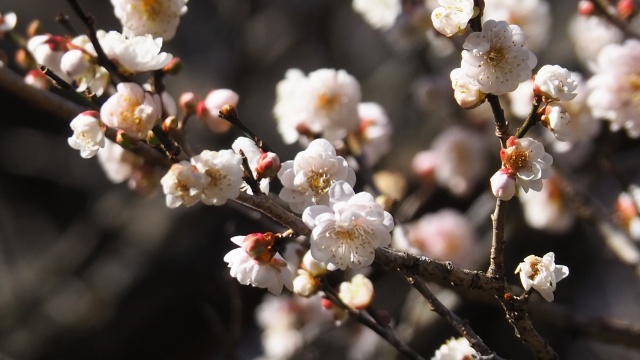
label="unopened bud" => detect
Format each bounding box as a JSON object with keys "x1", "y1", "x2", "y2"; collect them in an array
[
  {"x1": 24, "y1": 69, "x2": 49, "y2": 89},
  {"x1": 293, "y1": 270, "x2": 318, "y2": 297},
  {"x1": 162, "y1": 57, "x2": 182, "y2": 75},
  {"x1": 26, "y1": 19, "x2": 42, "y2": 38},
  {"x1": 220, "y1": 104, "x2": 238, "y2": 119},
  {"x1": 490, "y1": 168, "x2": 516, "y2": 201},
  {"x1": 255, "y1": 152, "x2": 281, "y2": 179},
  {"x1": 578, "y1": 0, "x2": 595, "y2": 15},
  {"x1": 242, "y1": 232, "x2": 275, "y2": 261},
  {"x1": 179, "y1": 92, "x2": 198, "y2": 115},
  {"x1": 116, "y1": 130, "x2": 137, "y2": 149},
  {"x1": 618, "y1": 0, "x2": 635, "y2": 19},
  {"x1": 162, "y1": 116, "x2": 179, "y2": 132},
  {"x1": 338, "y1": 274, "x2": 374, "y2": 310},
  {"x1": 15, "y1": 48, "x2": 35, "y2": 69}
]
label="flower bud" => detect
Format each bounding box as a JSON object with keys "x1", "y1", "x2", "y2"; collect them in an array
[
  {"x1": 541, "y1": 103, "x2": 572, "y2": 141},
  {"x1": 196, "y1": 89, "x2": 237, "y2": 133},
  {"x1": 242, "y1": 232, "x2": 275, "y2": 261},
  {"x1": 26, "y1": 19, "x2": 42, "y2": 38},
  {"x1": 578, "y1": 0, "x2": 595, "y2": 16},
  {"x1": 60, "y1": 49, "x2": 91, "y2": 79},
  {"x1": 338, "y1": 274, "x2": 374, "y2": 310},
  {"x1": 162, "y1": 57, "x2": 182, "y2": 75},
  {"x1": 255, "y1": 152, "x2": 281, "y2": 179},
  {"x1": 24, "y1": 69, "x2": 49, "y2": 89},
  {"x1": 301, "y1": 251, "x2": 328, "y2": 277},
  {"x1": 490, "y1": 168, "x2": 516, "y2": 201},
  {"x1": 618, "y1": 0, "x2": 635, "y2": 20},
  {"x1": 162, "y1": 116, "x2": 179, "y2": 132},
  {"x1": 179, "y1": 92, "x2": 198, "y2": 115},
  {"x1": 116, "y1": 129, "x2": 137, "y2": 149},
  {"x1": 292, "y1": 270, "x2": 318, "y2": 297}
]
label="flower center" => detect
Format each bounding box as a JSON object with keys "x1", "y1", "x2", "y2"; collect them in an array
[
  {"x1": 316, "y1": 91, "x2": 341, "y2": 112},
  {"x1": 528, "y1": 258, "x2": 542, "y2": 279},
  {"x1": 506, "y1": 149, "x2": 532, "y2": 173},
  {"x1": 307, "y1": 170, "x2": 331, "y2": 201},
  {"x1": 204, "y1": 168, "x2": 228, "y2": 190},
  {"x1": 627, "y1": 75, "x2": 640, "y2": 110},
  {"x1": 141, "y1": 0, "x2": 163, "y2": 20},
  {"x1": 486, "y1": 47, "x2": 507, "y2": 67}
]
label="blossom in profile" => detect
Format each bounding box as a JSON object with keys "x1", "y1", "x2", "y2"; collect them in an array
[
  {"x1": 490, "y1": 168, "x2": 516, "y2": 201},
  {"x1": 461, "y1": 20, "x2": 537, "y2": 95},
  {"x1": 100, "y1": 82, "x2": 162, "y2": 139},
  {"x1": 431, "y1": 0, "x2": 475, "y2": 37},
  {"x1": 27, "y1": 34, "x2": 69, "y2": 81},
  {"x1": 68, "y1": 111, "x2": 105, "y2": 159},
  {"x1": 224, "y1": 234, "x2": 293, "y2": 295},
  {"x1": 432, "y1": 337, "x2": 478, "y2": 360},
  {"x1": 541, "y1": 103, "x2": 572, "y2": 141},
  {"x1": 450, "y1": 67, "x2": 485, "y2": 109},
  {"x1": 160, "y1": 160, "x2": 207, "y2": 208},
  {"x1": 197, "y1": 89, "x2": 238, "y2": 133},
  {"x1": 500, "y1": 136, "x2": 553, "y2": 193},
  {"x1": 483, "y1": 0, "x2": 551, "y2": 51},
  {"x1": 355, "y1": 102, "x2": 393, "y2": 166},
  {"x1": 352, "y1": 0, "x2": 401, "y2": 30},
  {"x1": 0, "y1": 12, "x2": 17, "y2": 33},
  {"x1": 190, "y1": 149, "x2": 244, "y2": 206},
  {"x1": 338, "y1": 274, "x2": 374, "y2": 310},
  {"x1": 587, "y1": 39, "x2": 640, "y2": 138},
  {"x1": 278, "y1": 138, "x2": 356, "y2": 213},
  {"x1": 273, "y1": 68, "x2": 361, "y2": 144},
  {"x1": 98, "y1": 31, "x2": 173, "y2": 73},
  {"x1": 111, "y1": 0, "x2": 188, "y2": 41},
  {"x1": 534, "y1": 65, "x2": 578, "y2": 101},
  {"x1": 302, "y1": 181, "x2": 394, "y2": 270},
  {"x1": 515, "y1": 252, "x2": 569, "y2": 302}
]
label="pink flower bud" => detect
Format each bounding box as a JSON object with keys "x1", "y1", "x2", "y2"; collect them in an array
[
  {"x1": 490, "y1": 168, "x2": 516, "y2": 200},
  {"x1": 24, "y1": 69, "x2": 49, "y2": 90},
  {"x1": 255, "y1": 152, "x2": 281, "y2": 179},
  {"x1": 411, "y1": 150, "x2": 438, "y2": 180},
  {"x1": 179, "y1": 92, "x2": 198, "y2": 115},
  {"x1": 618, "y1": 0, "x2": 635, "y2": 19},
  {"x1": 242, "y1": 232, "x2": 275, "y2": 261},
  {"x1": 162, "y1": 57, "x2": 183, "y2": 75}
]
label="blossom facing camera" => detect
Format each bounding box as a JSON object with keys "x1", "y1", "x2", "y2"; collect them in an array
[
  {"x1": 98, "y1": 31, "x2": 173, "y2": 73},
  {"x1": 68, "y1": 111, "x2": 105, "y2": 159},
  {"x1": 224, "y1": 235, "x2": 293, "y2": 295},
  {"x1": 302, "y1": 181, "x2": 394, "y2": 270},
  {"x1": 515, "y1": 252, "x2": 569, "y2": 302},
  {"x1": 160, "y1": 161, "x2": 207, "y2": 208},
  {"x1": 190, "y1": 149, "x2": 244, "y2": 206},
  {"x1": 461, "y1": 20, "x2": 537, "y2": 95},
  {"x1": 534, "y1": 65, "x2": 578, "y2": 101},
  {"x1": 100, "y1": 82, "x2": 162, "y2": 139},
  {"x1": 490, "y1": 168, "x2": 516, "y2": 201},
  {"x1": 431, "y1": 0, "x2": 475, "y2": 37},
  {"x1": 500, "y1": 136, "x2": 553, "y2": 193}
]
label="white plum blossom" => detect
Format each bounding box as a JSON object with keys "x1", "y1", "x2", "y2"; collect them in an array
[
  {"x1": 197, "y1": 89, "x2": 238, "y2": 133},
  {"x1": 338, "y1": 274, "x2": 374, "y2": 310},
  {"x1": 160, "y1": 160, "x2": 207, "y2": 208},
  {"x1": 569, "y1": 14, "x2": 623, "y2": 72},
  {"x1": 490, "y1": 168, "x2": 516, "y2": 201},
  {"x1": 224, "y1": 235, "x2": 293, "y2": 295},
  {"x1": 302, "y1": 181, "x2": 394, "y2": 270},
  {"x1": 500, "y1": 136, "x2": 553, "y2": 193},
  {"x1": 587, "y1": 39, "x2": 640, "y2": 138},
  {"x1": 100, "y1": 82, "x2": 162, "y2": 139},
  {"x1": 0, "y1": 12, "x2": 17, "y2": 33},
  {"x1": 24, "y1": 69, "x2": 49, "y2": 90},
  {"x1": 98, "y1": 31, "x2": 173, "y2": 73},
  {"x1": 432, "y1": 337, "x2": 478, "y2": 360},
  {"x1": 515, "y1": 252, "x2": 569, "y2": 302},
  {"x1": 431, "y1": 0, "x2": 475, "y2": 37},
  {"x1": 232, "y1": 137, "x2": 270, "y2": 194},
  {"x1": 450, "y1": 67, "x2": 485, "y2": 109},
  {"x1": 355, "y1": 102, "x2": 393, "y2": 166},
  {"x1": 483, "y1": 0, "x2": 551, "y2": 51},
  {"x1": 68, "y1": 111, "x2": 105, "y2": 159},
  {"x1": 534, "y1": 65, "x2": 578, "y2": 101},
  {"x1": 542, "y1": 103, "x2": 572, "y2": 141},
  {"x1": 97, "y1": 140, "x2": 141, "y2": 183},
  {"x1": 190, "y1": 149, "x2": 244, "y2": 205},
  {"x1": 64, "y1": 35, "x2": 111, "y2": 96},
  {"x1": 352, "y1": 0, "x2": 401, "y2": 30},
  {"x1": 111, "y1": 0, "x2": 188, "y2": 41},
  {"x1": 461, "y1": 20, "x2": 537, "y2": 95},
  {"x1": 27, "y1": 34, "x2": 69, "y2": 82},
  {"x1": 273, "y1": 68, "x2": 361, "y2": 144},
  {"x1": 519, "y1": 175, "x2": 575, "y2": 234},
  {"x1": 278, "y1": 138, "x2": 356, "y2": 213}
]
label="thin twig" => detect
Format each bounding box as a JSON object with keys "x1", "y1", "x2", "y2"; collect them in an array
[
  {"x1": 515, "y1": 96, "x2": 542, "y2": 139},
  {"x1": 487, "y1": 95, "x2": 510, "y2": 148},
  {"x1": 591, "y1": 0, "x2": 640, "y2": 39},
  {"x1": 486, "y1": 199, "x2": 507, "y2": 278}
]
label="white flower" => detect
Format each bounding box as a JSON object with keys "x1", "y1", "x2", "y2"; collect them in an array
[
  {"x1": 534, "y1": 65, "x2": 578, "y2": 101},
  {"x1": 483, "y1": 0, "x2": 551, "y2": 51},
  {"x1": 461, "y1": 20, "x2": 537, "y2": 95},
  {"x1": 515, "y1": 252, "x2": 569, "y2": 302},
  {"x1": 232, "y1": 137, "x2": 270, "y2": 194},
  {"x1": 190, "y1": 149, "x2": 244, "y2": 205},
  {"x1": 98, "y1": 31, "x2": 173, "y2": 73},
  {"x1": 273, "y1": 68, "x2": 361, "y2": 144},
  {"x1": 432, "y1": 337, "x2": 478, "y2": 360},
  {"x1": 519, "y1": 175, "x2": 574, "y2": 234},
  {"x1": 0, "y1": 12, "x2": 17, "y2": 33},
  {"x1": 224, "y1": 235, "x2": 293, "y2": 295},
  {"x1": 111, "y1": 0, "x2": 188, "y2": 41},
  {"x1": 27, "y1": 34, "x2": 69, "y2": 82},
  {"x1": 500, "y1": 136, "x2": 552, "y2": 193},
  {"x1": 68, "y1": 111, "x2": 105, "y2": 158},
  {"x1": 542, "y1": 103, "x2": 572, "y2": 141},
  {"x1": 356, "y1": 102, "x2": 393, "y2": 166},
  {"x1": 450, "y1": 67, "x2": 485, "y2": 109},
  {"x1": 352, "y1": 0, "x2": 401, "y2": 30},
  {"x1": 587, "y1": 39, "x2": 640, "y2": 138},
  {"x1": 431, "y1": 0, "x2": 475, "y2": 37},
  {"x1": 278, "y1": 138, "x2": 356, "y2": 213},
  {"x1": 97, "y1": 140, "x2": 141, "y2": 183},
  {"x1": 160, "y1": 160, "x2": 207, "y2": 208},
  {"x1": 338, "y1": 274, "x2": 374, "y2": 310},
  {"x1": 490, "y1": 168, "x2": 516, "y2": 201},
  {"x1": 569, "y1": 15, "x2": 623, "y2": 72},
  {"x1": 100, "y1": 82, "x2": 162, "y2": 139},
  {"x1": 60, "y1": 49, "x2": 92, "y2": 81},
  {"x1": 302, "y1": 181, "x2": 394, "y2": 270},
  {"x1": 198, "y1": 89, "x2": 238, "y2": 133}
]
